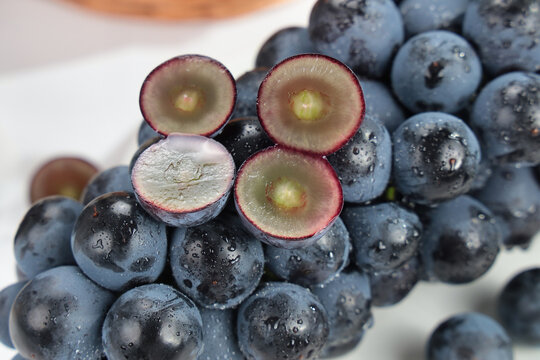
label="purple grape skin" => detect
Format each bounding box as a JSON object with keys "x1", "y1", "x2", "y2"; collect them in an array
[
  {"x1": 327, "y1": 116, "x2": 392, "y2": 204},
  {"x1": 474, "y1": 166, "x2": 540, "y2": 249},
  {"x1": 391, "y1": 30, "x2": 482, "y2": 114},
  {"x1": 311, "y1": 271, "x2": 372, "y2": 358},
  {"x1": 137, "y1": 119, "x2": 162, "y2": 146},
  {"x1": 369, "y1": 255, "x2": 420, "y2": 307},
  {"x1": 198, "y1": 308, "x2": 244, "y2": 360},
  {"x1": 71, "y1": 191, "x2": 167, "y2": 292},
  {"x1": 462, "y1": 0, "x2": 540, "y2": 75},
  {"x1": 427, "y1": 312, "x2": 513, "y2": 360},
  {"x1": 0, "y1": 281, "x2": 27, "y2": 348},
  {"x1": 80, "y1": 165, "x2": 134, "y2": 205},
  {"x1": 470, "y1": 72, "x2": 540, "y2": 167},
  {"x1": 399, "y1": 0, "x2": 470, "y2": 37},
  {"x1": 498, "y1": 268, "x2": 540, "y2": 344},
  {"x1": 255, "y1": 27, "x2": 317, "y2": 69},
  {"x1": 102, "y1": 283, "x2": 203, "y2": 360},
  {"x1": 214, "y1": 116, "x2": 274, "y2": 169},
  {"x1": 9, "y1": 266, "x2": 115, "y2": 360},
  {"x1": 341, "y1": 202, "x2": 422, "y2": 272},
  {"x1": 169, "y1": 215, "x2": 264, "y2": 309},
  {"x1": 392, "y1": 112, "x2": 481, "y2": 205},
  {"x1": 230, "y1": 69, "x2": 268, "y2": 120},
  {"x1": 237, "y1": 282, "x2": 329, "y2": 360},
  {"x1": 14, "y1": 196, "x2": 82, "y2": 278},
  {"x1": 308, "y1": 0, "x2": 404, "y2": 78},
  {"x1": 264, "y1": 217, "x2": 351, "y2": 287},
  {"x1": 420, "y1": 195, "x2": 501, "y2": 284},
  {"x1": 359, "y1": 78, "x2": 406, "y2": 133}
]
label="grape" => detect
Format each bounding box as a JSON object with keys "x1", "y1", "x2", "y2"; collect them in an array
[{"x1": 0, "y1": 281, "x2": 27, "y2": 348}]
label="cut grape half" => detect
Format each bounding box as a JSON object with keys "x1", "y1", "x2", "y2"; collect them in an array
[
  {"x1": 131, "y1": 133, "x2": 235, "y2": 227},
  {"x1": 29, "y1": 157, "x2": 99, "y2": 203},
  {"x1": 257, "y1": 54, "x2": 365, "y2": 155},
  {"x1": 234, "y1": 146, "x2": 343, "y2": 248},
  {"x1": 140, "y1": 54, "x2": 236, "y2": 137}
]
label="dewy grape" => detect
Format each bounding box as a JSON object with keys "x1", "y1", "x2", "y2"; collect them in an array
[{"x1": 2, "y1": 0, "x2": 540, "y2": 359}]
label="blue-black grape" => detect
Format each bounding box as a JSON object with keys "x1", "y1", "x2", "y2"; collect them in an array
[
  {"x1": 80, "y1": 165, "x2": 134, "y2": 205},
  {"x1": 359, "y1": 78, "x2": 405, "y2": 133},
  {"x1": 71, "y1": 191, "x2": 167, "y2": 291},
  {"x1": 327, "y1": 115, "x2": 392, "y2": 204},
  {"x1": 214, "y1": 116, "x2": 274, "y2": 169},
  {"x1": 308, "y1": 0, "x2": 404, "y2": 78},
  {"x1": 230, "y1": 68, "x2": 268, "y2": 120},
  {"x1": 470, "y1": 72, "x2": 540, "y2": 166},
  {"x1": 137, "y1": 119, "x2": 162, "y2": 146},
  {"x1": 102, "y1": 283, "x2": 203, "y2": 360},
  {"x1": 392, "y1": 112, "x2": 481, "y2": 205},
  {"x1": 462, "y1": 0, "x2": 540, "y2": 75},
  {"x1": 399, "y1": 0, "x2": 469, "y2": 37},
  {"x1": 497, "y1": 267, "x2": 540, "y2": 344},
  {"x1": 14, "y1": 196, "x2": 82, "y2": 278},
  {"x1": 0, "y1": 281, "x2": 27, "y2": 348},
  {"x1": 237, "y1": 282, "x2": 329, "y2": 360},
  {"x1": 9, "y1": 266, "x2": 115, "y2": 360},
  {"x1": 169, "y1": 215, "x2": 264, "y2": 309},
  {"x1": 255, "y1": 26, "x2": 317, "y2": 69},
  {"x1": 311, "y1": 271, "x2": 372, "y2": 358},
  {"x1": 369, "y1": 255, "x2": 421, "y2": 307},
  {"x1": 427, "y1": 312, "x2": 513, "y2": 360},
  {"x1": 391, "y1": 30, "x2": 482, "y2": 114},
  {"x1": 264, "y1": 216, "x2": 350, "y2": 287},
  {"x1": 420, "y1": 195, "x2": 501, "y2": 284},
  {"x1": 199, "y1": 308, "x2": 244, "y2": 360},
  {"x1": 474, "y1": 166, "x2": 540, "y2": 249},
  {"x1": 341, "y1": 202, "x2": 422, "y2": 272}
]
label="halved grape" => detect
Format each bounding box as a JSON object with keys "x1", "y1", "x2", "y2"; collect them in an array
[
  {"x1": 29, "y1": 157, "x2": 98, "y2": 203},
  {"x1": 234, "y1": 146, "x2": 343, "y2": 248},
  {"x1": 131, "y1": 133, "x2": 235, "y2": 227},
  {"x1": 139, "y1": 54, "x2": 236, "y2": 137},
  {"x1": 257, "y1": 54, "x2": 365, "y2": 155}
]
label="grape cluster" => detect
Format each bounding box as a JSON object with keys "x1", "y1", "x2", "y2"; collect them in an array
[{"x1": 2, "y1": 0, "x2": 540, "y2": 359}]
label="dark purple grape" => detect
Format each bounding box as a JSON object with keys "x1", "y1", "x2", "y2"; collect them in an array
[
  {"x1": 255, "y1": 27, "x2": 317, "y2": 69},
  {"x1": 462, "y1": 0, "x2": 540, "y2": 75},
  {"x1": 137, "y1": 119, "x2": 162, "y2": 146},
  {"x1": 391, "y1": 30, "x2": 482, "y2": 114},
  {"x1": 230, "y1": 68, "x2": 268, "y2": 120},
  {"x1": 264, "y1": 216, "x2": 350, "y2": 287},
  {"x1": 470, "y1": 72, "x2": 540, "y2": 166},
  {"x1": 400, "y1": 0, "x2": 469, "y2": 37},
  {"x1": 237, "y1": 282, "x2": 329, "y2": 360},
  {"x1": 420, "y1": 195, "x2": 501, "y2": 284},
  {"x1": 71, "y1": 191, "x2": 167, "y2": 291},
  {"x1": 199, "y1": 308, "x2": 244, "y2": 360},
  {"x1": 14, "y1": 196, "x2": 82, "y2": 278},
  {"x1": 102, "y1": 283, "x2": 203, "y2": 360},
  {"x1": 327, "y1": 115, "x2": 392, "y2": 204},
  {"x1": 214, "y1": 116, "x2": 274, "y2": 169},
  {"x1": 311, "y1": 271, "x2": 372, "y2": 358},
  {"x1": 0, "y1": 281, "x2": 27, "y2": 348},
  {"x1": 10, "y1": 266, "x2": 115, "y2": 360},
  {"x1": 369, "y1": 255, "x2": 421, "y2": 307},
  {"x1": 392, "y1": 112, "x2": 481, "y2": 205},
  {"x1": 308, "y1": 0, "x2": 404, "y2": 78},
  {"x1": 341, "y1": 202, "x2": 422, "y2": 272},
  {"x1": 427, "y1": 312, "x2": 513, "y2": 360},
  {"x1": 359, "y1": 78, "x2": 406, "y2": 133},
  {"x1": 498, "y1": 267, "x2": 540, "y2": 344},
  {"x1": 474, "y1": 166, "x2": 540, "y2": 249},
  {"x1": 169, "y1": 215, "x2": 264, "y2": 309},
  {"x1": 80, "y1": 165, "x2": 134, "y2": 205}
]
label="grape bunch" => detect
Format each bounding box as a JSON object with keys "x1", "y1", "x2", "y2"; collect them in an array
[{"x1": 1, "y1": 0, "x2": 540, "y2": 359}]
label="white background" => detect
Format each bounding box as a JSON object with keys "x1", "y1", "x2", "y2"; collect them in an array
[{"x1": 0, "y1": 0, "x2": 539, "y2": 359}]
